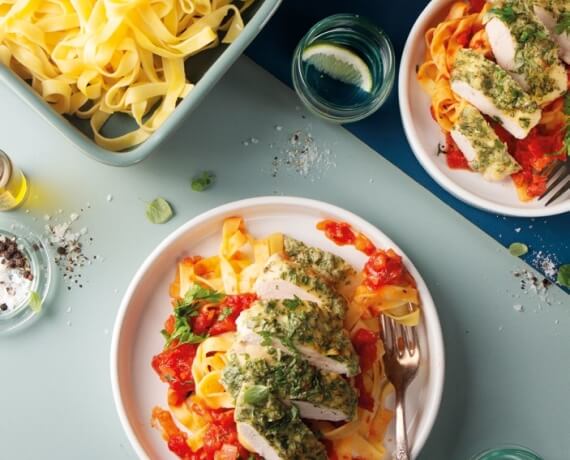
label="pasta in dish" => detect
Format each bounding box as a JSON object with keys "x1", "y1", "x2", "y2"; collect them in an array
[
  {"x1": 0, "y1": 0, "x2": 251, "y2": 151},
  {"x1": 417, "y1": 0, "x2": 569, "y2": 201},
  {"x1": 150, "y1": 217, "x2": 421, "y2": 460}
]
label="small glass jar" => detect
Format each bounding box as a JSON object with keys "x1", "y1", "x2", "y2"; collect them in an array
[
  {"x1": 472, "y1": 445, "x2": 543, "y2": 460},
  {"x1": 0, "y1": 222, "x2": 52, "y2": 334},
  {"x1": 292, "y1": 13, "x2": 395, "y2": 123},
  {"x1": 0, "y1": 150, "x2": 28, "y2": 211}
]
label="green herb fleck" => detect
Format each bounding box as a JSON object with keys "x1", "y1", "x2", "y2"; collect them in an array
[
  {"x1": 490, "y1": 5, "x2": 516, "y2": 23},
  {"x1": 146, "y1": 197, "x2": 173, "y2": 224},
  {"x1": 509, "y1": 242, "x2": 528, "y2": 257},
  {"x1": 28, "y1": 291, "x2": 42, "y2": 313},
  {"x1": 282, "y1": 296, "x2": 302, "y2": 310},
  {"x1": 555, "y1": 12, "x2": 570, "y2": 35},
  {"x1": 247, "y1": 455, "x2": 256, "y2": 460},
  {"x1": 218, "y1": 307, "x2": 232, "y2": 321},
  {"x1": 191, "y1": 171, "x2": 216, "y2": 192},
  {"x1": 243, "y1": 385, "x2": 270, "y2": 406},
  {"x1": 557, "y1": 264, "x2": 570, "y2": 288}
]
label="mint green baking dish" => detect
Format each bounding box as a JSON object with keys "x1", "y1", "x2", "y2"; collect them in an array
[{"x1": 0, "y1": 0, "x2": 281, "y2": 167}]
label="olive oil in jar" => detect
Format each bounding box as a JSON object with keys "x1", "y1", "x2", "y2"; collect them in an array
[{"x1": 0, "y1": 150, "x2": 28, "y2": 211}]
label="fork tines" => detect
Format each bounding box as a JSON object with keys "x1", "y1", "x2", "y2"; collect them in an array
[{"x1": 539, "y1": 161, "x2": 570, "y2": 206}]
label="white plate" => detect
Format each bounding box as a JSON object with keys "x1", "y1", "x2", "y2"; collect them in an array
[
  {"x1": 398, "y1": 0, "x2": 570, "y2": 217},
  {"x1": 110, "y1": 197, "x2": 445, "y2": 459}
]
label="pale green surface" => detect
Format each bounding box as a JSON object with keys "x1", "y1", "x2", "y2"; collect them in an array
[{"x1": 0, "y1": 57, "x2": 568, "y2": 460}]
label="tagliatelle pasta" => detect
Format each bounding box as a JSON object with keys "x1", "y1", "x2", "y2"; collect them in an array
[{"x1": 0, "y1": 0, "x2": 249, "y2": 151}]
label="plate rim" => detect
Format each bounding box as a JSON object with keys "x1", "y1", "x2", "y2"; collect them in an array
[
  {"x1": 398, "y1": 0, "x2": 570, "y2": 218},
  {"x1": 110, "y1": 196, "x2": 445, "y2": 459}
]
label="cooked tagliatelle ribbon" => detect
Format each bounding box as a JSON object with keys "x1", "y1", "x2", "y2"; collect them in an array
[{"x1": 0, "y1": 0, "x2": 249, "y2": 151}]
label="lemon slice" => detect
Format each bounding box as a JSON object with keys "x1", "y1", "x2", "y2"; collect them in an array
[{"x1": 301, "y1": 43, "x2": 373, "y2": 92}]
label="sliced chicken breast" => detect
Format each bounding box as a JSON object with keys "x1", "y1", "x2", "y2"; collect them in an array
[
  {"x1": 235, "y1": 385, "x2": 328, "y2": 460},
  {"x1": 451, "y1": 104, "x2": 521, "y2": 181},
  {"x1": 254, "y1": 253, "x2": 348, "y2": 320},
  {"x1": 283, "y1": 236, "x2": 355, "y2": 284},
  {"x1": 235, "y1": 299, "x2": 359, "y2": 376},
  {"x1": 484, "y1": 3, "x2": 566, "y2": 104},
  {"x1": 529, "y1": 0, "x2": 570, "y2": 64},
  {"x1": 222, "y1": 343, "x2": 358, "y2": 421},
  {"x1": 450, "y1": 49, "x2": 541, "y2": 139}
]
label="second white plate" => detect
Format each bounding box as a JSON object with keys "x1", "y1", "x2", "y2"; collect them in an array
[{"x1": 398, "y1": 0, "x2": 570, "y2": 217}]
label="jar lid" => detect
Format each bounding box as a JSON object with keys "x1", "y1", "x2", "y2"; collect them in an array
[{"x1": 0, "y1": 150, "x2": 13, "y2": 188}]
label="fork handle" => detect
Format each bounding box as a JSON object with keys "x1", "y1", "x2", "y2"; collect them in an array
[{"x1": 394, "y1": 387, "x2": 410, "y2": 460}]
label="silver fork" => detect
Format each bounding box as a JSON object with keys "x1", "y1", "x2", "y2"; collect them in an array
[
  {"x1": 380, "y1": 313, "x2": 420, "y2": 460},
  {"x1": 538, "y1": 160, "x2": 570, "y2": 206}
]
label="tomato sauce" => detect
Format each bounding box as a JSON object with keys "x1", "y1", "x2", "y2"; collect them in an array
[
  {"x1": 363, "y1": 249, "x2": 414, "y2": 290},
  {"x1": 316, "y1": 220, "x2": 375, "y2": 256},
  {"x1": 352, "y1": 328, "x2": 378, "y2": 412},
  {"x1": 444, "y1": 134, "x2": 470, "y2": 170}
]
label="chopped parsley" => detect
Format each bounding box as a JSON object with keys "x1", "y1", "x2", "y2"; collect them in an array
[
  {"x1": 490, "y1": 5, "x2": 517, "y2": 23},
  {"x1": 555, "y1": 12, "x2": 570, "y2": 35},
  {"x1": 283, "y1": 296, "x2": 303, "y2": 310},
  {"x1": 162, "y1": 284, "x2": 225, "y2": 347}
]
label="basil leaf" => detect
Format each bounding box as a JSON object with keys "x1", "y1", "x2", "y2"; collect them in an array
[
  {"x1": 28, "y1": 291, "x2": 42, "y2": 313},
  {"x1": 557, "y1": 264, "x2": 570, "y2": 288},
  {"x1": 191, "y1": 171, "x2": 216, "y2": 192},
  {"x1": 243, "y1": 385, "x2": 270, "y2": 406},
  {"x1": 146, "y1": 198, "x2": 173, "y2": 224},
  {"x1": 509, "y1": 242, "x2": 528, "y2": 257}
]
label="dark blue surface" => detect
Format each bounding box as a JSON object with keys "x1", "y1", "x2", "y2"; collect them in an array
[{"x1": 245, "y1": 0, "x2": 570, "y2": 283}]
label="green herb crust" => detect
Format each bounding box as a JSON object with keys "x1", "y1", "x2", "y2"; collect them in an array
[
  {"x1": 235, "y1": 386, "x2": 328, "y2": 460},
  {"x1": 486, "y1": 1, "x2": 563, "y2": 100},
  {"x1": 283, "y1": 236, "x2": 355, "y2": 284},
  {"x1": 451, "y1": 49, "x2": 539, "y2": 118},
  {"x1": 259, "y1": 256, "x2": 349, "y2": 320},
  {"x1": 222, "y1": 349, "x2": 357, "y2": 420},
  {"x1": 240, "y1": 299, "x2": 359, "y2": 375},
  {"x1": 454, "y1": 105, "x2": 521, "y2": 178}
]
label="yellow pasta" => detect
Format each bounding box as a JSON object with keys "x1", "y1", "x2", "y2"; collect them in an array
[{"x1": 0, "y1": 0, "x2": 249, "y2": 151}]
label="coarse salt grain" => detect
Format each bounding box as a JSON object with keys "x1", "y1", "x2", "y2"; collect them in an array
[
  {"x1": 69, "y1": 213, "x2": 79, "y2": 222},
  {"x1": 514, "y1": 227, "x2": 521, "y2": 233},
  {"x1": 106, "y1": 194, "x2": 113, "y2": 202},
  {"x1": 512, "y1": 304, "x2": 524, "y2": 312}
]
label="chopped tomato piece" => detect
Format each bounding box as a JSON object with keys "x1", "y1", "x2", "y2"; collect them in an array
[
  {"x1": 152, "y1": 343, "x2": 198, "y2": 406},
  {"x1": 316, "y1": 220, "x2": 357, "y2": 246},
  {"x1": 469, "y1": 0, "x2": 486, "y2": 13},
  {"x1": 352, "y1": 328, "x2": 378, "y2": 373},
  {"x1": 445, "y1": 134, "x2": 470, "y2": 170},
  {"x1": 363, "y1": 249, "x2": 410, "y2": 290},
  {"x1": 354, "y1": 374, "x2": 375, "y2": 412}
]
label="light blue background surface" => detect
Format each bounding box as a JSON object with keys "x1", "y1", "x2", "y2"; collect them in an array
[{"x1": 0, "y1": 59, "x2": 569, "y2": 460}]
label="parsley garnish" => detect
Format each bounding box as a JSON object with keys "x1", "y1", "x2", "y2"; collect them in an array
[
  {"x1": 490, "y1": 5, "x2": 517, "y2": 23},
  {"x1": 191, "y1": 171, "x2": 216, "y2": 192},
  {"x1": 162, "y1": 284, "x2": 224, "y2": 347},
  {"x1": 258, "y1": 331, "x2": 273, "y2": 347},
  {"x1": 282, "y1": 296, "x2": 302, "y2": 310},
  {"x1": 218, "y1": 306, "x2": 232, "y2": 321},
  {"x1": 555, "y1": 12, "x2": 570, "y2": 35}
]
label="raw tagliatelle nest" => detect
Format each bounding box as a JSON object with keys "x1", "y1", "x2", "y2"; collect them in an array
[{"x1": 0, "y1": 0, "x2": 253, "y2": 151}]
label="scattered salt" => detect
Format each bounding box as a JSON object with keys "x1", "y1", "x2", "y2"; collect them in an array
[
  {"x1": 512, "y1": 304, "x2": 524, "y2": 312},
  {"x1": 498, "y1": 325, "x2": 504, "y2": 332},
  {"x1": 242, "y1": 140, "x2": 249, "y2": 146},
  {"x1": 274, "y1": 125, "x2": 283, "y2": 131},
  {"x1": 531, "y1": 251, "x2": 558, "y2": 279},
  {"x1": 251, "y1": 137, "x2": 259, "y2": 144},
  {"x1": 514, "y1": 227, "x2": 521, "y2": 233},
  {"x1": 106, "y1": 194, "x2": 113, "y2": 202},
  {"x1": 66, "y1": 307, "x2": 72, "y2": 313},
  {"x1": 43, "y1": 214, "x2": 51, "y2": 221},
  {"x1": 24, "y1": 209, "x2": 30, "y2": 214},
  {"x1": 66, "y1": 320, "x2": 72, "y2": 327},
  {"x1": 69, "y1": 213, "x2": 79, "y2": 222},
  {"x1": 554, "y1": 319, "x2": 559, "y2": 325},
  {"x1": 104, "y1": 328, "x2": 109, "y2": 335}
]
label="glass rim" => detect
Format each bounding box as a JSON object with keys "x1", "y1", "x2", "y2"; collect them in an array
[
  {"x1": 0, "y1": 221, "x2": 52, "y2": 335},
  {"x1": 291, "y1": 13, "x2": 396, "y2": 123},
  {"x1": 471, "y1": 444, "x2": 543, "y2": 460}
]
